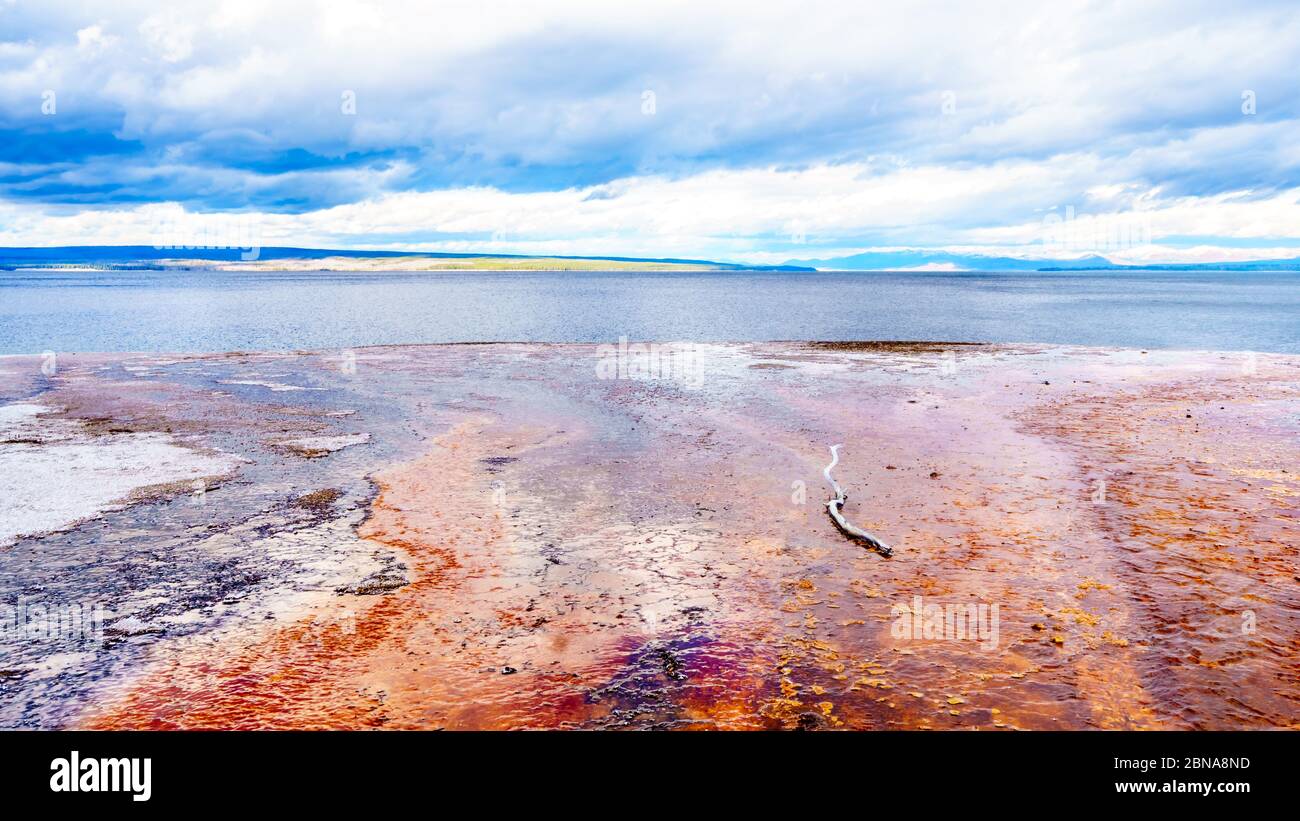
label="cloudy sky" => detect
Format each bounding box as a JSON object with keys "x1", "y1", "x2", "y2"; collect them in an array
[{"x1": 2, "y1": 0, "x2": 1300, "y2": 264}]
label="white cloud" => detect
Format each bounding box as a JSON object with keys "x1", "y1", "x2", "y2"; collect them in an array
[
  {"x1": 139, "y1": 15, "x2": 195, "y2": 63},
  {"x1": 1, "y1": 0, "x2": 1298, "y2": 260},
  {"x1": 5, "y1": 160, "x2": 1299, "y2": 264},
  {"x1": 74, "y1": 24, "x2": 113, "y2": 53}
]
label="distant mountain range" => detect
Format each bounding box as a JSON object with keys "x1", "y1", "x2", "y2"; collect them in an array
[
  {"x1": 0, "y1": 246, "x2": 812, "y2": 272},
  {"x1": 783, "y1": 249, "x2": 1300, "y2": 271}
]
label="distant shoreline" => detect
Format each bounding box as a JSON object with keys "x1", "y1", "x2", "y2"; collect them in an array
[
  {"x1": 8, "y1": 262, "x2": 1300, "y2": 274},
  {"x1": 6, "y1": 245, "x2": 1300, "y2": 273},
  {"x1": 0, "y1": 246, "x2": 812, "y2": 273}
]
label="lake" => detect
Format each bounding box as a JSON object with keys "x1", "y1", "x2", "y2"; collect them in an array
[{"x1": 1, "y1": 268, "x2": 1296, "y2": 354}]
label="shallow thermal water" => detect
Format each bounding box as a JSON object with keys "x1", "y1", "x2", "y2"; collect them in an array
[
  {"x1": 0, "y1": 403, "x2": 238, "y2": 547},
  {"x1": 0, "y1": 342, "x2": 1297, "y2": 729}
]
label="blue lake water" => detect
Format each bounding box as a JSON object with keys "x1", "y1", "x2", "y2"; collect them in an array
[{"x1": 0, "y1": 268, "x2": 1296, "y2": 354}]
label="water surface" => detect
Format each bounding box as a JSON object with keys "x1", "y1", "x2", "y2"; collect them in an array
[{"x1": 1, "y1": 268, "x2": 1296, "y2": 353}]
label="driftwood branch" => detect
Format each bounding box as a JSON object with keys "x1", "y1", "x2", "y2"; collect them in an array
[{"x1": 823, "y1": 444, "x2": 893, "y2": 557}]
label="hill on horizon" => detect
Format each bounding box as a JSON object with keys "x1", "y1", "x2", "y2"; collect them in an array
[{"x1": 0, "y1": 245, "x2": 811, "y2": 272}]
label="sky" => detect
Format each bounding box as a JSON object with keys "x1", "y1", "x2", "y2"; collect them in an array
[{"x1": 2, "y1": 0, "x2": 1300, "y2": 265}]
